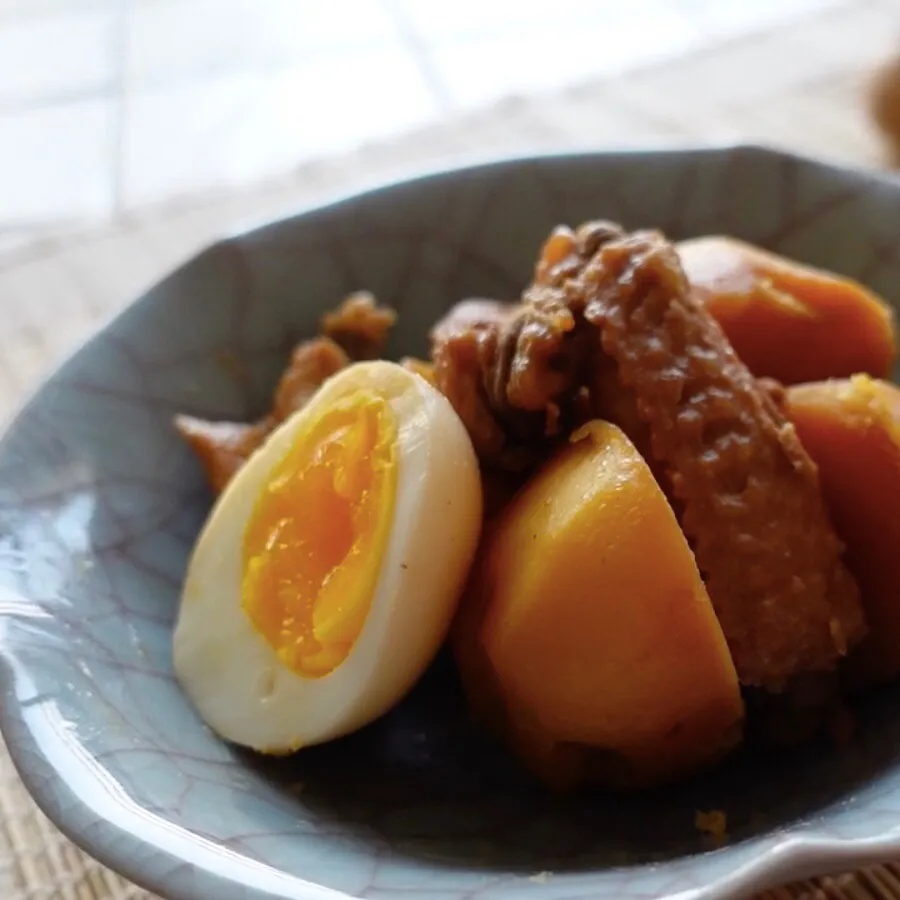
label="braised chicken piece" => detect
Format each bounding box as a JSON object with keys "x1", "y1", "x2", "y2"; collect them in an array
[
  {"x1": 176, "y1": 293, "x2": 395, "y2": 494},
  {"x1": 431, "y1": 299, "x2": 547, "y2": 472},
  {"x1": 321, "y1": 290, "x2": 396, "y2": 360},
  {"x1": 431, "y1": 221, "x2": 866, "y2": 738},
  {"x1": 175, "y1": 417, "x2": 271, "y2": 496},
  {"x1": 430, "y1": 297, "x2": 598, "y2": 472}
]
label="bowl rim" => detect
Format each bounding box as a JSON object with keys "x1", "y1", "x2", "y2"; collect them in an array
[{"x1": 2, "y1": 144, "x2": 900, "y2": 900}]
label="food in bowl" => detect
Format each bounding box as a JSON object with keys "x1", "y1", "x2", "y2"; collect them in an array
[{"x1": 173, "y1": 218, "x2": 900, "y2": 791}]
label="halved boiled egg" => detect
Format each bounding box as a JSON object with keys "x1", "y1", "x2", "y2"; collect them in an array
[{"x1": 173, "y1": 360, "x2": 483, "y2": 753}]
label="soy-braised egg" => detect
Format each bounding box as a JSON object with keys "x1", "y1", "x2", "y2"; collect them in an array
[{"x1": 173, "y1": 360, "x2": 483, "y2": 753}]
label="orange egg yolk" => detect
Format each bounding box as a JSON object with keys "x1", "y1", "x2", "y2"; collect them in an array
[{"x1": 242, "y1": 391, "x2": 398, "y2": 678}]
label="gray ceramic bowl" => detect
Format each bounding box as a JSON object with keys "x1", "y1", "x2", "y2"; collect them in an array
[{"x1": 3, "y1": 146, "x2": 900, "y2": 900}]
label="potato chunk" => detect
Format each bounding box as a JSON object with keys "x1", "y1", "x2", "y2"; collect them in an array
[
  {"x1": 787, "y1": 376, "x2": 900, "y2": 688},
  {"x1": 453, "y1": 421, "x2": 744, "y2": 790},
  {"x1": 679, "y1": 236, "x2": 896, "y2": 384}
]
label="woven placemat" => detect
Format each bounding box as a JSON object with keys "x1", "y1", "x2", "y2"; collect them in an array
[{"x1": 2, "y1": 2, "x2": 899, "y2": 897}]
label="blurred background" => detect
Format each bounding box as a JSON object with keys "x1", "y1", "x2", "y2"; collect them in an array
[
  {"x1": 1, "y1": 0, "x2": 893, "y2": 252},
  {"x1": 0, "y1": 1, "x2": 899, "y2": 899}
]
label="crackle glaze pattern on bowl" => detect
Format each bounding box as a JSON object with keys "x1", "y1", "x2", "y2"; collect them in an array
[{"x1": 3, "y1": 147, "x2": 900, "y2": 900}]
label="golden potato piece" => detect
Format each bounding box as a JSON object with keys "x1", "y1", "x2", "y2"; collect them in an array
[
  {"x1": 679, "y1": 236, "x2": 896, "y2": 384},
  {"x1": 453, "y1": 421, "x2": 744, "y2": 791},
  {"x1": 787, "y1": 375, "x2": 900, "y2": 689}
]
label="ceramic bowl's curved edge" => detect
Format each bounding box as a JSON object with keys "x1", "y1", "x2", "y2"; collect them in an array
[
  {"x1": 6, "y1": 675, "x2": 900, "y2": 900},
  {"x1": 0, "y1": 647, "x2": 356, "y2": 900},
  {"x1": 216, "y1": 144, "x2": 732, "y2": 245},
  {"x1": 0, "y1": 653, "x2": 265, "y2": 900},
  {"x1": 2, "y1": 145, "x2": 900, "y2": 900},
  {"x1": 215, "y1": 143, "x2": 766, "y2": 249},
  {"x1": 681, "y1": 834, "x2": 900, "y2": 900},
  {"x1": 218, "y1": 142, "x2": 900, "y2": 251}
]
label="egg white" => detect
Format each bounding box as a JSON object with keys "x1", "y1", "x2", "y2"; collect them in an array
[{"x1": 173, "y1": 361, "x2": 482, "y2": 753}]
